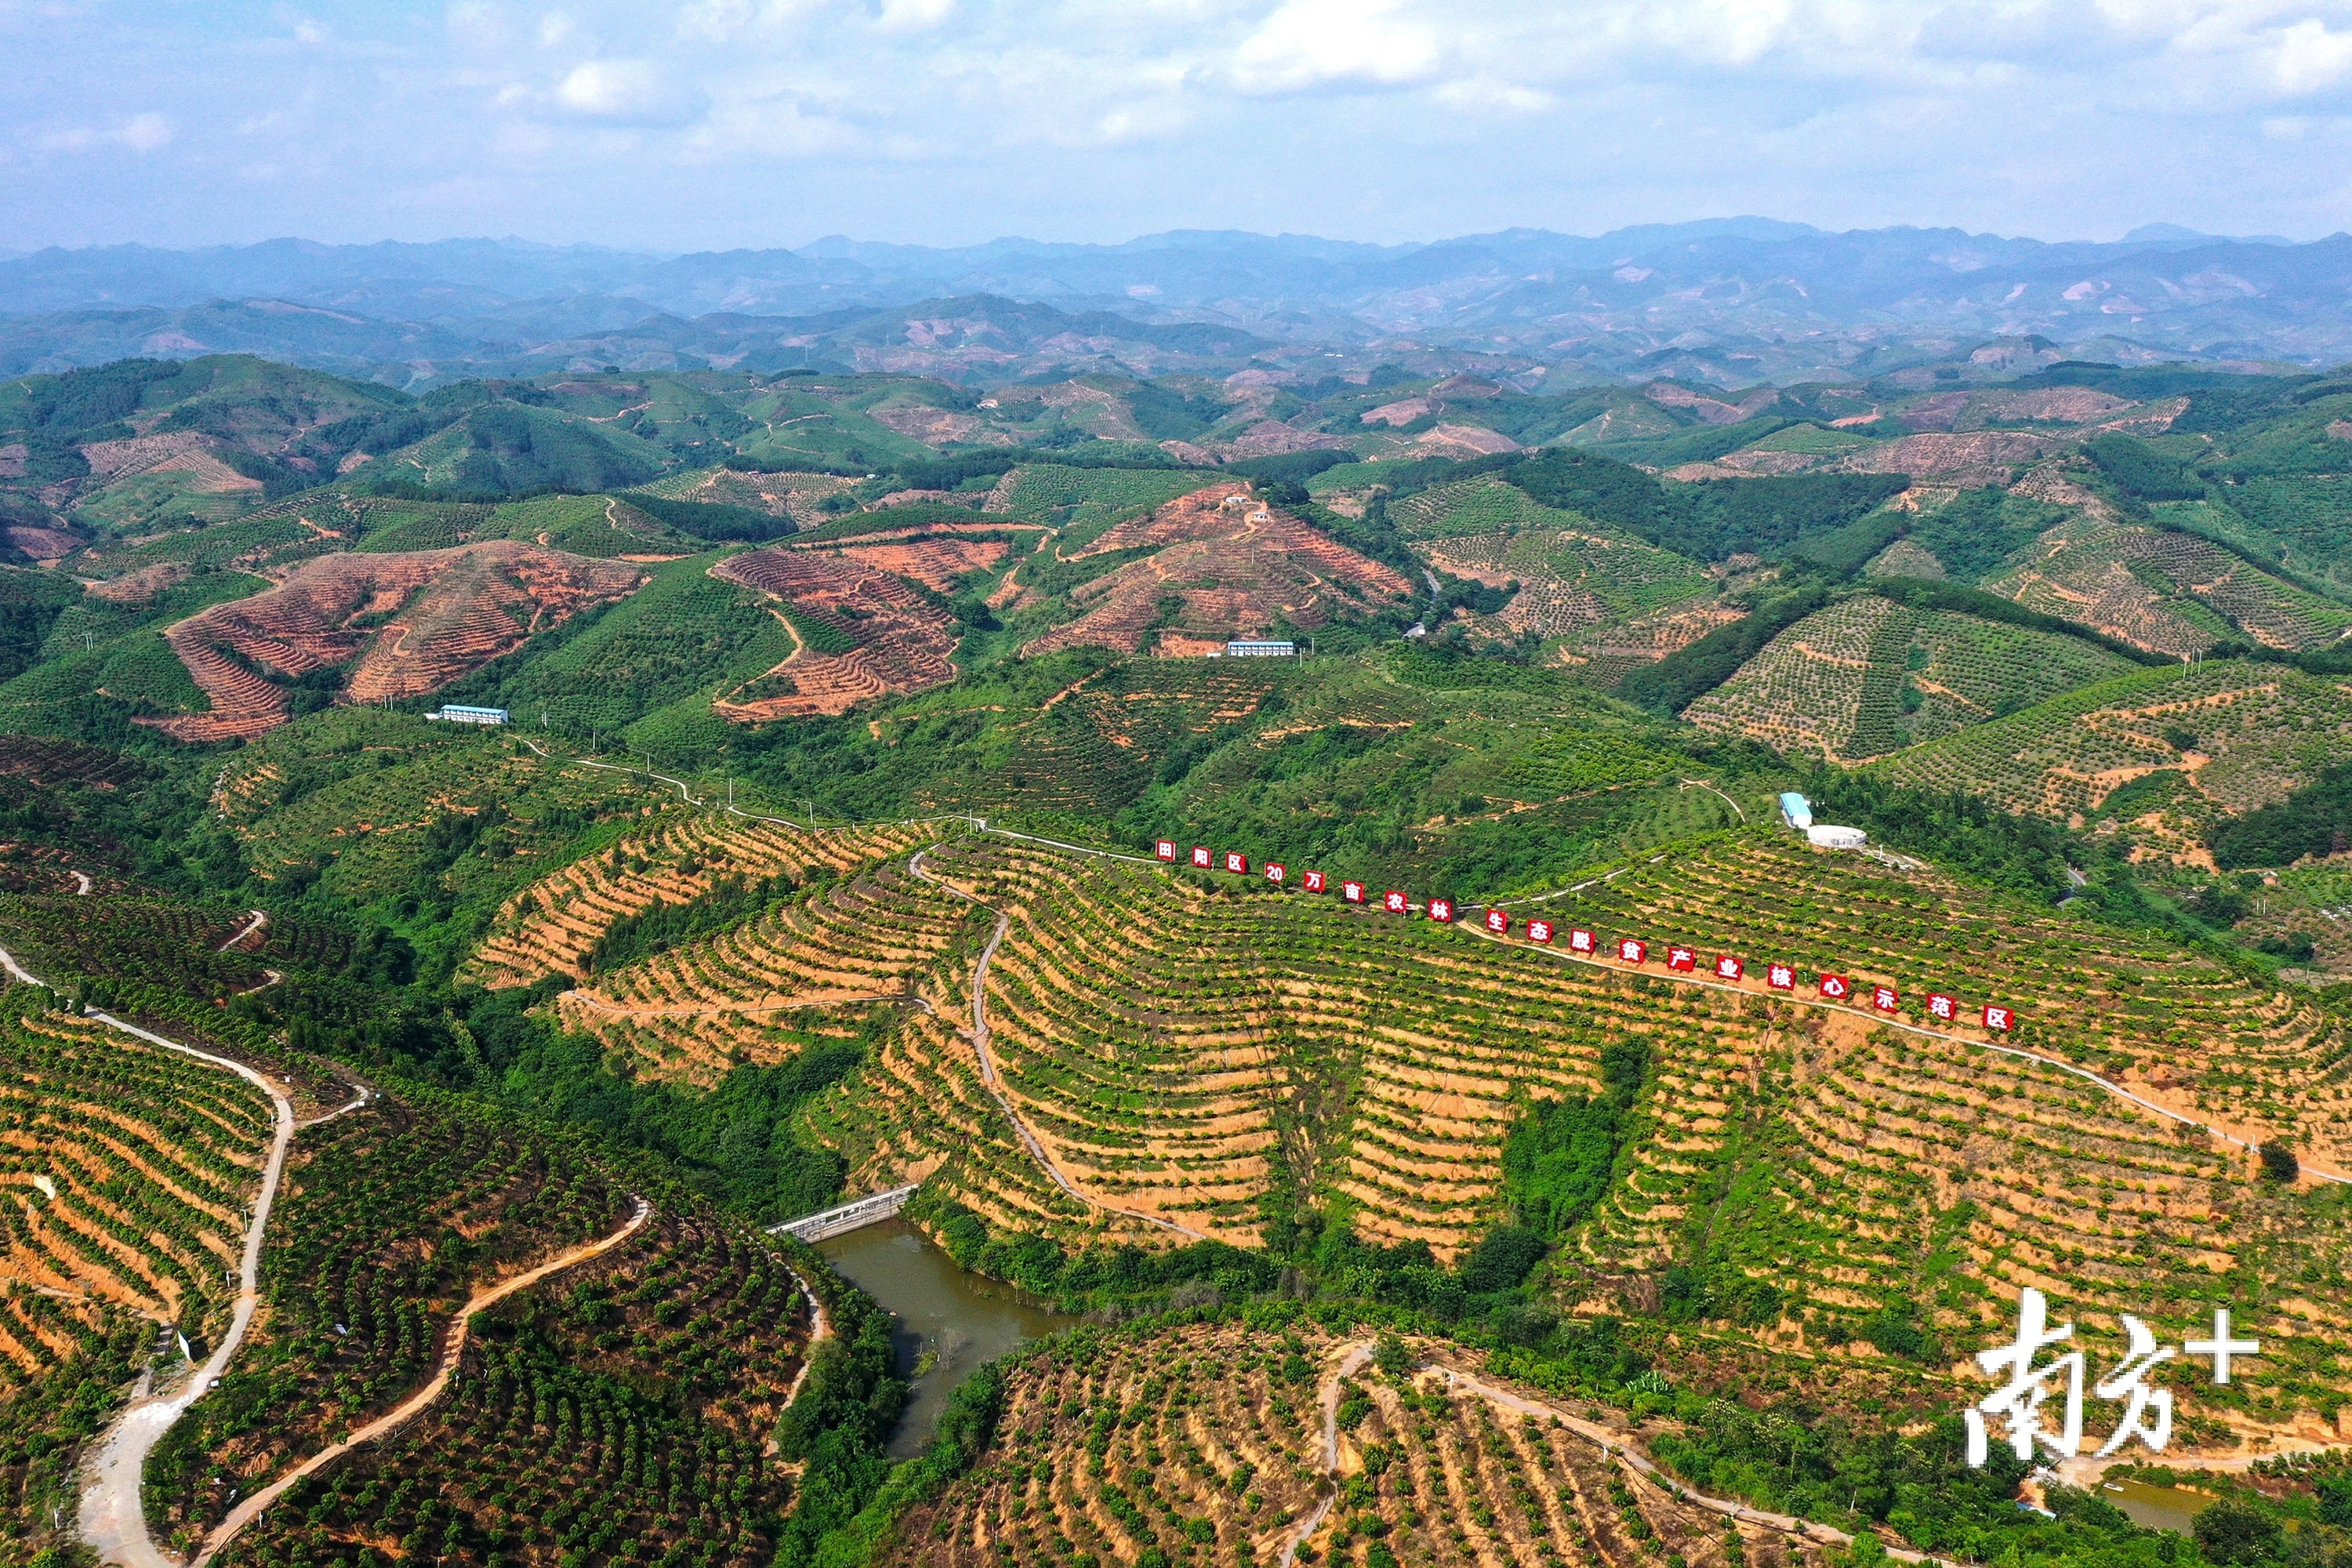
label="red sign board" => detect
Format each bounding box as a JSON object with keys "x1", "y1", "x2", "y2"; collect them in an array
[
  {"x1": 1767, "y1": 963, "x2": 1795, "y2": 991},
  {"x1": 1983, "y1": 1004, "x2": 2015, "y2": 1032},
  {"x1": 1667, "y1": 946, "x2": 1697, "y2": 972},
  {"x1": 1873, "y1": 984, "x2": 1900, "y2": 1013},
  {"x1": 1383, "y1": 890, "x2": 1408, "y2": 914},
  {"x1": 1428, "y1": 898, "x2": 1454, "y2": 923},
  {"x1": 1304, "y1": 869, "x2": 1326, "y2": 893},
  {"x1": 1818, "y1": 974, "x2": 1851, "y2": 1000},
  {"x1": 1342, "y1": 880, "x2": 1365, "y2": 904},
  {"x1": 1225, "y1": 851, "x2": 1248, "y2": 875},
  {"x1": 1619, "y1": 938, "x2": 1646, "y2": 964},
  {"x1": 1486, "y1": 909, "x2": 1509, "y2": 934},
  {"x1": 1265, "y1": 862, "x2": 1286, "y2": 884},
  {"x1": 1156, "y1": 840, "x2": 1177, "y2": 862},
  {"x1": 1528, "y1": 919, "x2": 1554, "y2": 943},
  {"x1": 1926, "y1": 993, "x2": 1958, "y2": 1022},
  {"x1": 1191, "y1": 845, "x2": 1212, "y2": 869},
  {"x1": 1715, "y1": 955, "x2": 1744, "y2": 982},
  {"x1": 1569, "y1": 927, "x2": 1597, "y2": 954}
]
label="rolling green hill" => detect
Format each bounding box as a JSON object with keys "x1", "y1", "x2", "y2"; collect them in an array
[{"x1": 13, "y1": 350, "x2": 2352, "y2": 1568}]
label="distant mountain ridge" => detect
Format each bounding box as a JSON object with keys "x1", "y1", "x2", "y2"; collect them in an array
[{"x1": 2, "y1": 220, "x2": 2348, "y2": 388}]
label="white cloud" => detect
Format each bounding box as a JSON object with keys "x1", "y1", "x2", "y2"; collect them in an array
[
  {"x1": 34, "y1": 113, "x2": 173, "y2": 154},
  {"x1": 553, "y1": 58, "x2": 707, "y2": 124},
  {"x1": 1231, "y1": 0, "x2": 1441, "y2": 93},
  {"x1": 2274, "y1": 16, "x2": 2352, "y2": 93},
  {"x1": 875, "y1": 0, "x2": 954, "y2": 33}
]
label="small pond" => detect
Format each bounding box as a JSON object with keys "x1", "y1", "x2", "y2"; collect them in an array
[
  {"x1": 818, "y1": 1218, "x2": 1080, "y2": 1456},
  {"x1": 2099, "y1": 1475, "x2": 2216, "y2": 1534}
]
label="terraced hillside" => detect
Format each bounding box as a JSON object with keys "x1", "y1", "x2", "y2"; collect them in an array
[
  {"x1": 1964, "y1": 467, "x2": 2352, "y2": 659},
  {"x1": 1874, "y1": 660, "x2": 2352, "y2": 854},
  {"x1": 1682, "y1": 592, "x2": 2137, "y2": 759},
  {"x1": 1399, "y1": 476, "x2": 1716, "y2": 644},
  {"x1": 1022, "y1": 482, "x2": 1414, "y2": 657},
  {"x1": 469, "y1": 811, "x2": 931, "y2": 988},
  {"x1": 779, "y1": 826, "x2": 2352, "y2": 1403},
  {"x1": 710, "y1": 546, "x2": 960, "y2": 718},
  {"x1": 556, "y1": 855, "x2": 985, "y2": 1089},
  {"x1": 0, "y1": 1001, "x2": 275, "y2": 1557},
  {"x1": 879, "y1": 1320, "x2": 1750, "y2": 1568},
  {"x1": 147, "y1": 541, "x2": 645, "y2": 741}
]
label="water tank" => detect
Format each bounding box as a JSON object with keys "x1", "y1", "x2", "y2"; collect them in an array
[{"x1": 1806, "y1": 825, "x2": 1867, "y2": 850}]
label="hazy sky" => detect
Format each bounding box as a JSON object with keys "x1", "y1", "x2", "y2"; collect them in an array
[{"x1": 6, "y1": 0, "x2": 2352, "y2": 251}]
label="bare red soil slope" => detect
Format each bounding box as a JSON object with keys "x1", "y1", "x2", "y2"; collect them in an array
[
  {"x1": 144, "y1": 541, "x2": 643, "y2": 742},
  {"x1": 1022, "y1": 482, "x2": 1414, "y2": 657},
  {"x1": 710, "y1": 549, "x2": 959, "y2": 720}
]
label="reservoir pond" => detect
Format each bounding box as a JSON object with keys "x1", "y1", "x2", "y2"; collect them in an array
[
  {"x1": 818, "y1": 1218, "x2": 1079, "y2": 1456},
  {"x1": 2098, "y1": 1475, "x2": 2213, "y2": 1534}
]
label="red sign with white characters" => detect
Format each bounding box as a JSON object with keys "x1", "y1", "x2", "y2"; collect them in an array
[
  {"x1": 1767, "y1": 963, "x2": 1795, "y2": 991},
  {"x1": 1927, "y1": 993, "x2": 1958, "y2": 1022},
  {"x1": 1873, "y1": 985, "x2": 1900, "y2": 1013},
  {"x1": 1620, "y1": 938, "x2": 1647, "y2": 964},
  {"x1": 1304, "y1": 869, "x2": 1326, "y2": 893},
  {"x1": 1528, "y1": 920, "x2": 1554, "y2": 942},
  {"x1": 1156, "y1": 840, "x2": 1177, "y2": 862},
  {"x1": 1384, "y1": 890, "x2": 1408, "y2": 914},
  {"x1": 1983, "y1": 1004, "x2": 2014, "y2": 1032},
  {"x1": 1191, "y1": 845, "x2": 1212, "y2": 869},
  {"x1": 1569, "y1": 928, "x2": 1597, "y2": 954},
  {"x1": 1715, "y1": 955, "x2": 1744, "y2": 981},
  {"x1": 1486, "y1": 909, "x2": 1510, "y2": 934},
  {"x1": 1341, "y1": 880, "x2": 1365, "y2": 904},
  {"x1": 1265, "y1": 862, "x2": 1286, "y2": 884},
  {"x1": 1429, "y1": 898, "x2": 1454, "y2": 923},
  {"x1": 1819, "y1": 974, "x2": 1852, "y2": 1000},
  {"x1": 1668, "y1": 946, "x2": 1697, "y2": 972},
  {"x1": 1225, "y1": 851, "x2": 1248, "y2": 875}
]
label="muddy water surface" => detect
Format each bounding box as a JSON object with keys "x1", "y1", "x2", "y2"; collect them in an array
[{"x1": 818, "y1": 1218, "x2": 1079, "y2": 1456}]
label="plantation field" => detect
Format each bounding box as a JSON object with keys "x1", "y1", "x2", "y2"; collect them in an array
[
  {"x1": 558, "y1": 856, "x2": 985, "y2": 1088},
  {"x1": 1872, "y1": 661, "x2": 2352, "y2": 846},
  {"x1": 216, "y1": 713, "x2": 670, "y2": 960},
  {"x1": 710, "y1": 547, "x2": 960, "y2": 719},
  {"x1": 1426, "y1": 524, "x2": 1713, "y2": 641},
  {"x1": 469, "y1": 812, "x2": 931, "y2": 989},
  {"x1": 434, "y1": 552, "x2": 796, "y2": 737},
  {"x1": 0, "y1": 1002, "x2": 274, "y2": 1556},
  {"x1": 147, "y1": 541, "x2": 645, "y2": 742},
  {"x1": 143, "y1": 1086, "x2": 637, "y2": 1555},
  {"x1": 1986, "y1": 505, "x2": 2351, "y2": 657},
  {"x1": 473, "y1": 493, "x2": 697, "y2": 560},
  {"x1": 985, "y1": 463, "x2": 1218, "y2": 536},
  {"x1": 884, "y1": 1319, "x2": 1769, "y2": 1568},
  {"x1": 1684, "y1": 594, "x2": 2136, "y2": 760},
  {"x1": 1021, "y1": 482, "x2": 1412, "y2": 659},
  {"x1": 775, "y1": 828, "x2": 2352, "y2": 1442}
]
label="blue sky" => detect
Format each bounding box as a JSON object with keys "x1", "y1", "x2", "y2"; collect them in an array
[{"x1": 6, "y1": 0, "x2": 2352, "y2": 250}]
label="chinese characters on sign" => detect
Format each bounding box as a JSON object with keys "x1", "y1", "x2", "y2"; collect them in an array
[{"x1": 1965, "y1": 1290, "x2": 2256, "y2": 1465}]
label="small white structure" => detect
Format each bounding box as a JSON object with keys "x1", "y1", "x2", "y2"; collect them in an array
[
  {"x1": 1779, "y1": 792, "x2": 1814, "y2": 830},
  {"x1": 1225, "y1": 640, "x2": 1298, "y2": 659},
  {"x1": 426, "y1": 705, "x2": 510, "y2": 726},
  {"x1": 1806, "y1": 824, "x2": 1868, "y2": 850}
]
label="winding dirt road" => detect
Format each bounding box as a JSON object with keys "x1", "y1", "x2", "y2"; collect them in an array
[
  {"x1": 61, "y1": 1007, "x2": 295, "y2": 1568},
  {"x1": 907, "y1": 847, "x2": 1209, "y2": 1242},
  {"x1": 192, "y1": 1196, "x2": 652, "y2": 1567}
]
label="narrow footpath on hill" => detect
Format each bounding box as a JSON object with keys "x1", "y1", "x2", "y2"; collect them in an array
[{"x1": 193, "y1": 1196, "x2": 653, "y2": 1567}]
